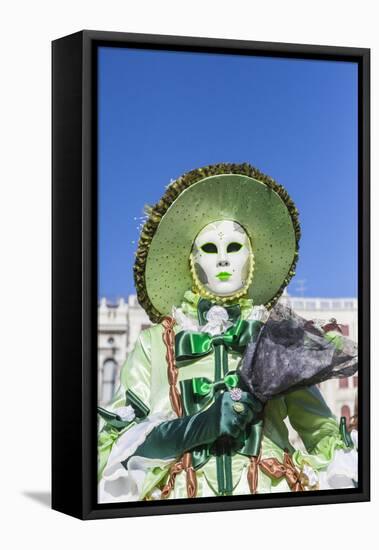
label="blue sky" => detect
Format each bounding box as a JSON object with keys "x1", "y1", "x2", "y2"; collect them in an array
[{"x1": 98, "y1": 47, "x2": 358, "y2": 300}]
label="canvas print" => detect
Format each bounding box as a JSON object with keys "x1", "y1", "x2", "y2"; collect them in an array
[{"x1": 96, "y1": 47, "x2": 358, "y2": 503}]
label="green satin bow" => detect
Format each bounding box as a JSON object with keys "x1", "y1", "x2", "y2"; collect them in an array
[
  {"x1": 192, "y1": 373, "x2": 239, "y2": 397},
  {"x1": 180, "y1": 374, "x2": 239, "y2": 418},
  {"x1": 176, "y1": 301, "x2": 264, "y2": 495},
  {"x1": 175, "y1": 318, "x2": 262, "y2": 362}
]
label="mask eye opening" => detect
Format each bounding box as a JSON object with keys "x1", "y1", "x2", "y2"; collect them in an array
[
  {"x1": 200, "y1": 242, "x2": 218, "y2": 254},
  {"x1": 227, "y1": 242, "x2": 243, "y2": 253}
]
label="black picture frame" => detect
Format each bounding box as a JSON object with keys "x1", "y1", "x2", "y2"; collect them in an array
[{"x1": 52, "y1": 29, "x2": 370, "y2": 520}]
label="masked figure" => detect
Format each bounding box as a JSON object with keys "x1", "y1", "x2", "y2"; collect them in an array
[{"x1": 98, "y1": 163, "x2": 358, "y2": 502}]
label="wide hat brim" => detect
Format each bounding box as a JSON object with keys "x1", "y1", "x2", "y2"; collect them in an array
[{"x1": 134, "y1": 163, "x2": 300, "y2": 323}]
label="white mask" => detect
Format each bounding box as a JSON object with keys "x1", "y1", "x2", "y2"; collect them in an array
[{"x1": 190, "y1": 220, "x2": 253, "y2": 297}]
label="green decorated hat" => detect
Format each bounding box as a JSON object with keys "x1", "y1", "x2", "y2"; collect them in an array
[{"x1": 134, "y1": 163, "x2": 300, "y2": 323}]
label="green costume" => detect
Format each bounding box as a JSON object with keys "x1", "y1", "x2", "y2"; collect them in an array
[{"x1": 98, "y1": 163, "x2": 357, "y2": 503}]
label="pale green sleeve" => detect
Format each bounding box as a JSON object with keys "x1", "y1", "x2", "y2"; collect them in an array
[
  {"x1": 98, "y1": 329, "x2": 152, "y2": 479},
  {"x1": 285, "y1": 386, "x2": 347, "y2": 463}
]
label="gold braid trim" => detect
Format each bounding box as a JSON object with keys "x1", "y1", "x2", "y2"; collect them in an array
[
  {"x1": 247, "y1": 449, "x2": 305, "y2": 494},
  {"x1": 160, "y1": 317, "x2": 197, "y2": 499}
]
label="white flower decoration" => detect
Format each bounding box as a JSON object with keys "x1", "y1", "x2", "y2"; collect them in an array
[
  {"x1": 202, "y1": 305, "x2": 233, "y2": 336},
  {"x1": 114, "y1": 405, "x2": 136, "y2": 422}
]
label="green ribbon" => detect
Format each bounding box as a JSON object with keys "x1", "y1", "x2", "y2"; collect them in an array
[
  {"x1": 175, "y1": 318, "x2": 262, "y2": 363},
  {"x1": 192, "y1": 373, "x2": 239, "y2": 397},
  {"x1": 339, "y1": 416, "x2": 354, "y2": 448},
  {"x1": 97, "y1": 407, "x2": 132, "y2": 431},
  {"x1": 176, "y1": 298, "x2": 264, "y2": 495},
  {"x1": 180, "y1": 373, "x2": 239, "y2": 417},
  {"x1": 97, "y1": 389, "x2": 150, "y2": 432}
]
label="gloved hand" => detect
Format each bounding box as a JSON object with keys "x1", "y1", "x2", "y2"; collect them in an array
[
  {"x1": 123, "y1": 390, "x2": 262, "y2": 465},
  {"x1": 212, "y1": 390, "x2": 262, "y2": 439}
]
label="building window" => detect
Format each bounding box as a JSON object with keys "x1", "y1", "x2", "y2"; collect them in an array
[
  {"x1": 339, "y1": 377, "x2": 349, "y2": 389},
  {"x1": 107, "y1": 336, "x2": 115, "y2": 345},
  {"x1": 341, "y1": 405, "x2": 351, "y2": 425},
  {"x1": 320, "y1": 301, "x2": 330, "y2": 309},
  {"x1": 102, "y1": 359, "x2": 117, "y2": 405}
]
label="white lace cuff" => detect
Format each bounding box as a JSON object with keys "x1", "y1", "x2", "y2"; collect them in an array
[{"x1": 98, "y1": 410, "x2": 176, "y2": 503}]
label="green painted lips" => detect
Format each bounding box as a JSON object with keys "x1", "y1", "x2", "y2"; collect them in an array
[{"x1": 216, "y1": 271, "x2": 232, "y2": 281}]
